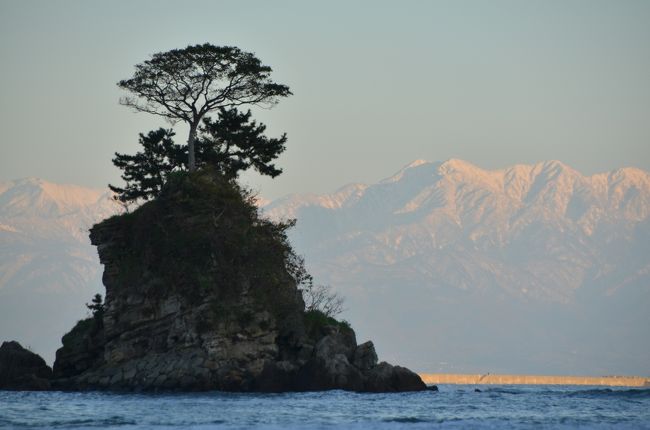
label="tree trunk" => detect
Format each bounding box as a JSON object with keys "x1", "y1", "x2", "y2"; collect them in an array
[{"x1": 187, "y1": 125, "x2": 197, "y2": 172}]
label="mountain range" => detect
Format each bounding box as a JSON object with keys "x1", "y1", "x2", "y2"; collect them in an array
[
  {"x1": 1, "y1": 160, "x2": 648, "y2": 374},
  {"x1": 0, "y1": 178, "x2": 118, "y2": 364},
  {"x1": 264, "y1": 159, "x2": 650, "y2": 303},
  {"x1": 262, "y1": 159, "x2": 650, "y2": 375}
]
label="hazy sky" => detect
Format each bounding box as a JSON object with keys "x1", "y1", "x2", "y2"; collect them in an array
[{"x1": 1, "y1": 0, "x2": 649, "y2": 199}]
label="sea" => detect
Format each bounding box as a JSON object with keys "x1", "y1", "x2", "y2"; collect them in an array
[{"x1": 1, "y1": 385, "x2": 649, "y2": 429}]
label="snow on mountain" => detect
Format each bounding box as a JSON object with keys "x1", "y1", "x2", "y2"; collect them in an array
[
  {"x1": 1, "y1": 162, "x2": 648, "y2": 374},
  {"x1": 263, "y1": 160, "x2": 650, "y2": 375},
  {"x1": 263, "y1": 159, "x2": 650, "y2": 301},
  {"x1": 0, "y1": 178, "x2": 119, "y2": 363}
]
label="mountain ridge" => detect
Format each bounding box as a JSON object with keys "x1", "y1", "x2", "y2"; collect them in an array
[
  {"x1": 264, "y1": 159, "x2": 649, "y2": 224},
  {"x1": 263, "y1": 159, "x2": 650, "y2": 257},
  {"x1": 1, "y1": 160, "x2": 649, "y2": 374},
  {"x1": 260, "y1": 159, "x2": 649, "y2": 374}
]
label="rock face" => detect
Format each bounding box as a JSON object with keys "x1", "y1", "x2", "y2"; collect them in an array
[
  {"x1": 52, "y1": 172, "x2": 425, "y2": 392},
  {"x1": 0, "y1": 341, "x2": 52, "y2": 390}
]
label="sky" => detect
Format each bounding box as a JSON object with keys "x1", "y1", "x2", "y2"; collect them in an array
[{"x1": 1, "y1": 0, "x2": 649, "y2": 200}]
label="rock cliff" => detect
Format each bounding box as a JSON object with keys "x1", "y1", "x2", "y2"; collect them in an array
[{"x1": 52, "y1": 172, "x2": 425, "y2": 392}]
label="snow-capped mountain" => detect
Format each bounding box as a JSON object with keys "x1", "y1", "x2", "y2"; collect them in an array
[
  {"x1": 264, "y1": 159, "x2": 650, "y2": 301},
  {"x1": 1, "y1": 160, "x2": 648, "y2": 375},
  {"x1": 263, "y1": 160, "x2": 650, "y2": 375},
  {"x1": 0, "y1": 178, "x2": 119, "y2": 363}
]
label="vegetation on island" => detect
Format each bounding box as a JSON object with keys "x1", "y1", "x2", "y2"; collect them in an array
[
  {"x1": 59, "y1": 294, "x2": 105, "y2": 356},
  {"x1": 86, "y1": 294, "x2": 104, "y2": 323},
  {"x1": 104, "y1": 43, "x2": 343, "y2": 323},
  {"x1": 30, "y1": 43, "x2": 425, "y2": 394},
  {"x1": 110, "y1": 107, "x2": 287, "y2": 204},
  {"x1": 117, "y1": 44, "x2": 291, "y2": 173}
]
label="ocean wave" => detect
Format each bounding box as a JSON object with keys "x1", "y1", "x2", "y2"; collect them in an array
[
  {"x1": 565, "y1": 388, "x2": 650, "y2": 398},
  {"x1": 472, "y1": 387, "x2": 526, "y2": 395},
  {"x1": 381, "y1": 416, "x2": 428, "y2": 423},
  {"x1": 2, "y1": 388, "x2": 649, "y2": 429},
  {"x1": 469, "y1": 386, "x2": 650, "y2": 399},
  {"x1": 4, "y1": 416, "x2": 136, "y2": 428}
]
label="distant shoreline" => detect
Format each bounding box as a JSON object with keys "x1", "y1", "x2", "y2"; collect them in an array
[{"x1": 419, "y1": 373, "x2": 650, "y2": 387}]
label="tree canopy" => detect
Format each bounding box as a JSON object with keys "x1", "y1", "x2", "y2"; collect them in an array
[
  {"x1": 198, "y1": 107, "x2": 286, "y2": 178},
  {"x1": 118, "y1": 43, "x2": 291, "y2": 171},
  {"x1": 109, "y1": 128, "x2": 182, "y2": 203},
  {"x1": 110, "y1": 107, "x2": 286, "y2": 204},
  {"x1": 86, "y1": 294, "x2": 105, "y2": 323}
]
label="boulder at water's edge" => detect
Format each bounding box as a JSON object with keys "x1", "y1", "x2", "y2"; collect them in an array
[{"x1": 0, "y1": 341, "x2": 52, "y2": 390}]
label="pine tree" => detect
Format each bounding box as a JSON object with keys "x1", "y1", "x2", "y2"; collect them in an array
[
  {"x1": 118, "y1": 44, "x2": 291, "y2": 172},
  {"x1": 109, "y1": 128, "x2": 183, "y2": 203},
  {"x1": 86, "y1": 294, "x2": 105, "y2": 322},
  {"x1": 196, "y1": 107, "x2": 287, "y2": 178},
  {"x1": 109, "y1": 108, "x2": 286, "y2": 204}
]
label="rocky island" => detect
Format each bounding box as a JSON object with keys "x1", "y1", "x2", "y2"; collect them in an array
[
  {"x1": 1, "y1": 43, "x2": 426, "y2": 393},
  {"x1": 1, "y1": 171, "x2": 425, "y2": 393}
]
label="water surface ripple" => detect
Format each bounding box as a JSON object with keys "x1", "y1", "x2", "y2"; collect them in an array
[{"x1": 1, "y1": 385, "x2": 649, "y2": 429}]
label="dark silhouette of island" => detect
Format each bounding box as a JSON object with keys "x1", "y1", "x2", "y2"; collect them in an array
[
  {"x1": 0, "y1": 44, "x2": 425, "y2": 392},
  {"x1": 1, "y1": 171, "x2": 425, "y2": 392}
]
